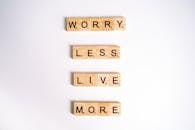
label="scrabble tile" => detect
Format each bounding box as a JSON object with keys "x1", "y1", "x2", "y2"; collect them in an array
[
  {"x1": 72, "y1": 101, "x2": 121, "y2": 116},
  {"x1": 72, "y1": 45, "x2": 120, "y2": 59},
  {"x1": 66, "y1": 16, "x2": 125, "y2": 31},
  {"x1": 72, "y1": 72, "x2": 120, "y2": 86}
]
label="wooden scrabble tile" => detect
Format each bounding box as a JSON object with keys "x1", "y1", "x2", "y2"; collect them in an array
[
  {"x1": 72, "y1": 72, "x2": 120, "y2": 86},
  {"x1": 72, "y1": 101, "x2": 121, "y2": 116},
  {"x1": 72, "y1": 45, "x2": 120, "y2": 59},
  {"x1": 66, "y1": 16, "x2": 125, "y2": 31}
]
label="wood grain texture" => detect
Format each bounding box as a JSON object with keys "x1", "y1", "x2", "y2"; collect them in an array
[
  {"x1": 72, "y1": 72, "x2": 120, "y2": 86},
  {"x1": 72, "y1": 45, "x2": 120, "y2": 59},
  {"x1": 66, "y1": 16, "x2": 125, "y2": 31},
  {"x1": 72, "y1": 101, "x2": 121, "y2": 116}
]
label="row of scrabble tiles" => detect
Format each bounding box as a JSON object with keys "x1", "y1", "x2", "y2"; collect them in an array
[
  {"x1": 66, "y1": 16, "x2": 125, "y2": 31},
  {"x1": 72, "y1": 45, "x2": 120, "y2": 59},
  {"x1": 72, "y1": 101, "x2": 120, "y2": 116},
  {"x1": 72, "y1": 72, "x2": 120, "y2": 86},
  {"x1": 67, "y1": 16, "x2": 125, "y2": 116}
]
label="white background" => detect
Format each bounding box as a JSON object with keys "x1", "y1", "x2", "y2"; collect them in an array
[{"x1": 0, "y1": 0, "x2": 194, "y2": 130}]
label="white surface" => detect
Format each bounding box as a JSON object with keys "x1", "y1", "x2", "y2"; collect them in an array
[{"x1": 0, "y1": 0, "x2": 194, "y2": 130}]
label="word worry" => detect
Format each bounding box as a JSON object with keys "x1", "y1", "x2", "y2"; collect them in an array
[{"x1": 66, "y1": 16, "x2": 126, "y2": 31}]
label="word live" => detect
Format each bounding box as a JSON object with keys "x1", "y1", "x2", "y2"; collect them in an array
[
  {"x1": 72, "y1": 72, "x2": 120, "y2": 86},
  {"x1": 72, "y1": 45, "x2": 120, "y2": 59},
  {"x1": 66, "y1": 16, "x2": 126, "y2": 31},
  {"x1": 73, "y1": 101, "x2": 121, "y2": 116}
]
